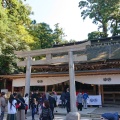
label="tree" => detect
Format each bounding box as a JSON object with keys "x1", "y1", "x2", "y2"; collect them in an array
[
  {"x1": 79, "y1": 0, "x2": 120, "y2": 38},
  {"x1": 0, "y1": 0, "x2": 34, "y2": 75},
  {"x1": 53, "y1": 23, "x2": 66, "y2": 44},
  {"x1": 88, "y1": 31, "x2": 106, "y2": 40},
  {"x1": 29, "y1": 22, "x2": 54, "y2": 49},
  {"x1": 29, "y1": 22, "x2": 68, "y2": 49}
]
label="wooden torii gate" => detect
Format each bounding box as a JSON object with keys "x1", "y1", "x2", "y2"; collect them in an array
[{"x1": 14, "y1": 41, "x2": 90, "y2": 120}]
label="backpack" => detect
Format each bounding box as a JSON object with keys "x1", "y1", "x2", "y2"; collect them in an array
[{"x1": 40, "y1": 108, "x2": 51, "y2": 120}]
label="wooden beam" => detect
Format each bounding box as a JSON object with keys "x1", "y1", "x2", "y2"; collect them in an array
[
  {"x1": 17, "y1": 55, "x2": 87, "y2": 66},
  {"x1": 14, "y1": 41, "x2": 90, "y2": 57}
]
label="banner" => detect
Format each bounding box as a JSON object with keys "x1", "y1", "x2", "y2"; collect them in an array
[
  {"x1": 57, "y1": 95, "x2": 102, "y2": 106},
  {"x1": 87, "y1": 95, "x2": 102, "y2": 105}
]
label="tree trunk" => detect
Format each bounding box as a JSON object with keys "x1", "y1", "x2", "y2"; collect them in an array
[{"x1": 102, "y1": 23, "x2": 108, "y2": 37}]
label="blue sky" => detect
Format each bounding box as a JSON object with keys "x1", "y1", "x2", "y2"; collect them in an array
[{"x1": 24, "y1": 0, "x2": 98, "y2": 41}]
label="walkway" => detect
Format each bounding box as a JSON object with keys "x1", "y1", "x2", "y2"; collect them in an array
[{"x1": 3, "y1": 106, "x2": 120, "y2": 120}]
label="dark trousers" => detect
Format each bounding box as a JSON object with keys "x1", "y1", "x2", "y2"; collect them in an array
[
  {"x1": 50, "y1": 107, "x2": 54, "y2": 119},
  {"x1": 61, "y1": 100, "x2": 65, "y2": 108},
  {"x1": 32, "y1": 109, "x2": 35, "y2": 119},
  {"x1": 0, "y1": 111, "x2": 4, "y2": 120},
  {"x1": 66, "y1": 102, "x2": 70, "y2": 113},
  {"x1": 78, "y1": 103, "x2": 82, "y2": 111}
]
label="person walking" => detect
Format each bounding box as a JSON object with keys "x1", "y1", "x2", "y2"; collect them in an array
[
  {"x1": 16, "y1": 93, "x2": 25, "y2": 120},
  {"x1": 7, "y1": 94, "x2": 17, "y2": 120},
  {"x1": 77, "y1": 91, "x2": 83, "y2": 111},
  {"x1": 52, "y1": 92, "x2": 57, "y2": 108},
  {"x1": 48, "y1": 93, "x2": 55, "y2": 119},
  {"x1": 60, "y1": 90, "x2": 66, "y2": 108},
  {"x1": 31, "y1": 98, "x2": 37, "y2": 120},
  {"x1": 65, "y1": 88, "x2": 70, "y2": 113},
  {"x1": 24, "y1": 93, "x2": 29, "y2": 119},
  {"x1": 39, "y1": 100, "x2": 53, "y2": 120},
  {"x1": 83, "y1": 92, "x2": 89, "y2": 109},
  {"x1": 45, "y1": 90, "x2": 50, "y2": 100},
  {"x1": 0, "y1": 92, "x2": 7, "y2": 120}
]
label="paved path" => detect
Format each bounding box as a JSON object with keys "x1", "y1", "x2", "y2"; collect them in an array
[{"x1": 3, "y1": 106, "x2": 120, "y2": 120}]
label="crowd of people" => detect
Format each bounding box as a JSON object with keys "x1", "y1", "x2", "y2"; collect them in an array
[
  {"x1": 0, "y1": 88, "x2": 71, "y2": 120},
  {"x1": 0, "y1": 88, "x2": 90, "y2": 120}
]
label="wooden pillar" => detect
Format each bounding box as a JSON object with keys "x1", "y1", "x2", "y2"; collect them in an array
[
  {"x1": 45, "y1": 85, "x2": 47, "y2": 92},
  {"x1": 93, "y1": 85, "x2": 96, "y2": 95},
  {"x1": 101, "y1": 85, "x2": 104, "y2": 104},
  {"x1": 23, "y1": 86, "x2": 25, "y2": 96},
  {"x1": 12, "y1": 87, "x2": 14, "y2": 94},
  {"x1": 98, "y1": 85, "x2": 102, "y2": 107},
  {"x1": 4, "y1": 79, "x2": 7, "y2": 89},
  {"x1": 98, "y1": 85, "x2": 101, "y2": 95}
]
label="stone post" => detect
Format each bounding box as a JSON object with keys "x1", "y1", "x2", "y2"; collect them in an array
[
  {"x1": 25, "y1": 56, "x2": 31, "y2": 96},
  {"x1": 66, "y1": 51, "x2": 80, "y2": 120}
]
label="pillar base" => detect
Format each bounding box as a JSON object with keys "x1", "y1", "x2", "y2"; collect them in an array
[{"x1": 66, "y1": 112, "x2": 80, "y2": 120}]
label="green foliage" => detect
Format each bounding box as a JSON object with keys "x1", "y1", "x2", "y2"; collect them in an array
[
  {"x1": 0, "y1": 0, "x2": 33, "y2": 75},
  {"x1": 79, "y1": 0, "x2": 120, "y2": 37},
  {"x1": 53, "y1": 23, "x2": 66, "y2": 44},
  {"x1": 88, "y1": 31, "x2": 106, "y2": 40},
  {"x1": 0, "y1": 0, "x2": 70, "y2": 75},
  {"x1": 29, "y1": 22, "x2": 68, "y2": 50},
  {"x1": 29, "y1": 22, "x2": 54, "y2": 49}
]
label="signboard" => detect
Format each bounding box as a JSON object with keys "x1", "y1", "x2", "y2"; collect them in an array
[
  {"x1": 57, "y1": 95, "x2": 102, "y2": 106},
  {"x1": 87, "y1": 95, "x2": 101, "y2": 105}
]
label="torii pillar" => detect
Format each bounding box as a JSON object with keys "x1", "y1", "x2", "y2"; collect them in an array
[
  {"x1": 25, "y1": 56, "x2": 31, "y2": 96},
  {"x1": 66, "y1": 51, "x2": 80, "y2": 120}
]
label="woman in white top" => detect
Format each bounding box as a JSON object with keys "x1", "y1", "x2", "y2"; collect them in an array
[
  {"x1": 24, "y1": 93, "x2": 29, "y2": 119},
  {"x1": 7, "y1": 94, "x2": 17, "y2": 120}
]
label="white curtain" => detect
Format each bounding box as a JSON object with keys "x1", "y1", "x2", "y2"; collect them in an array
[
  {"x1": 13, "y1": 74, "x2": 120, "y2": 87},
  {"x1": 13, "y1": 76, "x2": 69, "y2": 87}
]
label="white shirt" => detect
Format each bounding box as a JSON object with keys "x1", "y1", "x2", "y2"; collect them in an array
[
  {"x1": 8, "y1": 99, "x2": 17, "y2": 114},
  {"x1": 24, "y1": 97, "x2": 29, "y2": 105}
]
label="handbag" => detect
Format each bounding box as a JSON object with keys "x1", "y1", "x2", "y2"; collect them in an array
[
  {"x1": 25, "y1": 104, "x2": 28, "y2": 110},
  {"x1": 17, "y1": 98, "x2": 28, "y2": 110}
]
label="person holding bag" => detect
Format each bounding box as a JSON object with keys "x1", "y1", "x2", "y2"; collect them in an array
[
  {"x1": 40, "y1": 100, "x2": 53, "y2": 120},
  {"x1": 7, "y1": 94, "x2": 17, "y2": 120},
  {"x1": 16, "y1": 93, "x2": 25, "y2": 120}
]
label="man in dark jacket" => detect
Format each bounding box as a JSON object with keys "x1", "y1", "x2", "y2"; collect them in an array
[
  {"x1": 48, "y1": 93, "x2": 55, "y2": 119},
  {"x1": 65, "y1": 88, "x2": 70, "y2": 113},
  {"x1": 60, "y1": 91, "x2": 66, "y2": 108}
]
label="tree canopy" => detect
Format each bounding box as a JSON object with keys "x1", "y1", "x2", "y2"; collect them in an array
[
  {"x1": 29, "y1": 22, "x2": 68, "y2": 50},
  {"x1": 79, "y1": 0, "x2": 120, "y2": 39},
  {"x1": 0, "y1": 0, "x2": 34, "y2": 75},
  {"x1": 0, "y1": 0, "x2": 73, "y2": 75}
]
